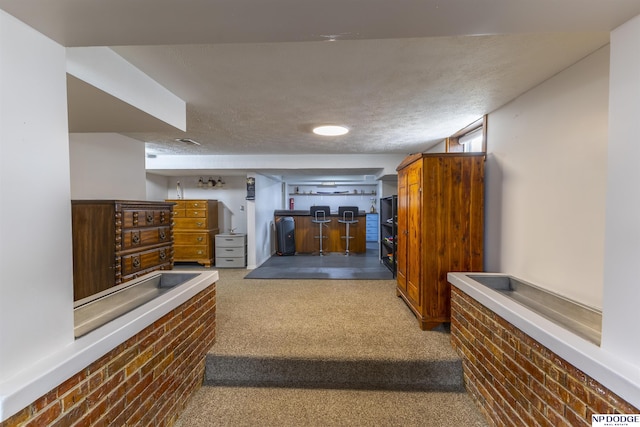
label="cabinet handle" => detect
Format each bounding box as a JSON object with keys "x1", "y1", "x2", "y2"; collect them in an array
[
  {"x1": 160, "y1": 231, "x2": 166, "y2": 240},
  {"x1": 133, "y1": 257, "x2": 141, "y2": 268},
  {"x1": 132, "y1": 234, "x2": 140, "y2": 244},
  {"x1": 146, "y1": 213, "x2": 154, "y2": 223},
  {"x1": 197, "y1": 237, "x2": 204, "y2": 242},
  {"x1": 159, "y1": 251, "x2": 166, "y2": 260},
  {"x1": 196, "y1": 222, "x2": 203, "y2": 227}
]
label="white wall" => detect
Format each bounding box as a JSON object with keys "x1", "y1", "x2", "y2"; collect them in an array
[
  {"x1": 602, "y1": 15, "x2": 640, "y2": 360},
  {"x1": 69, "y1": 133, "x2": 146, "y2": 199},
  {"x1": 161, "y1": 175, "x2": 249, "y2": 235},
  {"x1": 67, "y1": 47, "x2": 186, "y2": 131},
  {"x1": 379, "y1": 178, "x2": 398, "y2": 198},
  {"x1": 146, "y1": 173, "x2": 169, "y2": 201},
  {"x1": 0, "y1": 10, "x2": 74, "y2": 380},
  {"x1": 486, "y1": 45, "x2": 610, "y2": 308},
  {"x1": 252, "y1": 173, "x2": 284, "y2": 268}
]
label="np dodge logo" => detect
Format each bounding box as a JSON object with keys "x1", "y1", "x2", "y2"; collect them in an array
[{"x1": 592, "y1": 414, "x2": 640, "y2": 426}]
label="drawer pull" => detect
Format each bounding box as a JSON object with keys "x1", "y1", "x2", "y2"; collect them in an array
[
  {"x1": 225, "y1": 249, "x2": 233, "y2": 252},
  {"x1": 159, "y1": 251, "x2": 166, "y2": 260},
  {"x1": 160, "y1": 231, "x2": 166, "y2": 240},
  {"x1": 132, "y1": 234, "x2": 140, "y2": 244},
  {"x1": 197, "y1": 250, "x2": 204, "y2": 255},
  {"x1": 133, "y1": 257, "x2": 141, "y2": 268},
  {"x1": 146, "y1": 213, "x2": 154, "y2": 223},
  {"x1": 196, "y1": 222, "x2": 203, "y2": 227},
  {"x1": 197, "y1": 236, "x2": 204, "y2": 242}
]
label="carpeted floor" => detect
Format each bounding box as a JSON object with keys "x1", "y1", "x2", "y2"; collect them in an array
[{"x1": 175, "y1": 269, "x2": 487, "y2": 426}]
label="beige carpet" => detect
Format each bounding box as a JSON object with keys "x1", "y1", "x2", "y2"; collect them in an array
[{"x1": 175, "y1": 269, "x2": 487, "y2": 426}]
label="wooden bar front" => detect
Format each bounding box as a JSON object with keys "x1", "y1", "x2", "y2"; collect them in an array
[{"x1": 275, "y1": 212, "x2": 366, "y2": 254}]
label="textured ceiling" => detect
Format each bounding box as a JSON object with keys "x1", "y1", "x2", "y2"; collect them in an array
[
  {"x1": 113, "y1": 34, "x2": 608, "y2": 155},
  {"x1": 2, "y1": 0, "x2": 640, "y2": 158}
]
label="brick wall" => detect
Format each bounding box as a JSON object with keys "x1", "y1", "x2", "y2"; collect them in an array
[
  {"x1": 450, "y1": 285, "x2": 639, "y2": 427},
  {"x1": 1, "y1": 284, "x2": 216, "y2": 427}
]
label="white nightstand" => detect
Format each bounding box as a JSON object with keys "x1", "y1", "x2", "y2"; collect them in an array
[{"x1": 215, "y1": 234, "x2": 247, "y2": 268}]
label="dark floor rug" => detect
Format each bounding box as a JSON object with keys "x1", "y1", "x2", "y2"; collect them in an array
[{"x1": 244, "y1": 252, "x2": 394, "y2": 280}]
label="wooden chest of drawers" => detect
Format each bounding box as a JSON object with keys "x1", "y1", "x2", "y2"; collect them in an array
[
  {"x1": 71, "y1": 200, "x2": 174, "y2": 301},
  {"x1": 166, "y1": 199, "x2": 219, "y2": 267}
]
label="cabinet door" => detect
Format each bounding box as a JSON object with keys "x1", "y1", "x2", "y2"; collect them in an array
[
  {"x1": 406, "y1": 162, "x2": 422, "y2": 308},
  {"x1": 396, "y1": 170, "x2": 409, "y2": 292}
]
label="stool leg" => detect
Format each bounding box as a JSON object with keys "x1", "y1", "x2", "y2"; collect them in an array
[
  {"x1": 345, "y1": 222, "x2": 350, "y2": 255},
  {"x1": 319, "y1": 222, "x2": 324, "y2": 256}
]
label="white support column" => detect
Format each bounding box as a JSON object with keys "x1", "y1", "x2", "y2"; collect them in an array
[{"x1": 602, "y1": 14, "x2": 640, "y2": 362}]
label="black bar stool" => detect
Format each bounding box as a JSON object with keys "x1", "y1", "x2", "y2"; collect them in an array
[
  {"x1": 310, "y1": 206, "x2": 331, "y2": 256},
  {"x1": 338, "y1": 206, "x2": 359, "y2": 255}
]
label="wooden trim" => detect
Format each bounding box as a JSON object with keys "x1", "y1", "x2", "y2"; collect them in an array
[
  {"x1": 396, "y1": 153, "x2": 424, "y2": 171},
  {"x1": 446, "y1": 115, "x2": 487, "y2": 153}
]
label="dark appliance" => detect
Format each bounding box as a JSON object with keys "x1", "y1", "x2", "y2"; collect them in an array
[{"x1": 276, "y1": 216, "x2": 296, "y2": 256}]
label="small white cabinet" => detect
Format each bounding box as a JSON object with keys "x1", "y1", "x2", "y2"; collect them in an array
[{"x1": 215, "y1": 233, "x2": 247, "y2": 268}]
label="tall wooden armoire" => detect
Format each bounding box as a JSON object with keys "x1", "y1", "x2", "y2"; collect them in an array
[{"x1": 396, "y1": 153, "x2": 485, "y2": 330}]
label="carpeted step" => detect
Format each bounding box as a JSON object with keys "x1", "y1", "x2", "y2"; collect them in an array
[{"x1": 204, "y1": 354, "x2": 464, "y2": 391}]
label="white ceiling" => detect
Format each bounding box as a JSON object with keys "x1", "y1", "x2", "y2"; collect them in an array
[{"x1": 3, "y1": 1, "x2": 640, "y2": 158}]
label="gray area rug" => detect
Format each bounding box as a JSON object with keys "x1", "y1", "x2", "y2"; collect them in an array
[{"x1": 244, "y1": 252, "x2": 394, "y2": 280}]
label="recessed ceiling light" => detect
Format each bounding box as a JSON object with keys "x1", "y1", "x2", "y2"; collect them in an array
[{"x1": 312, "y1": 125, "x2": 349, "y2": 136}]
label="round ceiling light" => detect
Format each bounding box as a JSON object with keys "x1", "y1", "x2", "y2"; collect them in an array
[{"x1": 312, "y1": 125, "x2": 349, "y2": 136}]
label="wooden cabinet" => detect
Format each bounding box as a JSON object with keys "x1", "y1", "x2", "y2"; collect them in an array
[
  {"x1": 167, "y1": 199, "x2": 219, "y2": 267},
  {"x1": 396, "y1": 153, "x2": 484, "y2": 330},
  {"x1": 215, "y1": 233, "x2": 247, "y2": 268},
  {"x1": 71, "y1": 200, "x2": 174, "y2": 301}
]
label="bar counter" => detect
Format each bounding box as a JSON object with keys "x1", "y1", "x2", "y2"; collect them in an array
[{"x1": 274, "y1": 210, "x2": 367, "y2": 254}]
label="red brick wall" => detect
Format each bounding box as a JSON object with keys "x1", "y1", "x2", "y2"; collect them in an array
[
  {"x1": 450, "y1": 285, "x2": 639, "y2": 427},
  {"x1": 1, "y1": 284, "x2": 216, "y2": 427}
]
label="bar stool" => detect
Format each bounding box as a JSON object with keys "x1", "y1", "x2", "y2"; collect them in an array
[
  {"x1": 310, "y1": 206, "x2": 331, "y2": 256},
  {"x1": 338, "y1": 206, "x2": 359, "y2": 255}
]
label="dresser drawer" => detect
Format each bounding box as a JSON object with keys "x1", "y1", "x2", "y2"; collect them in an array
[
  {"x1": 186, "y1": 209, "x2": 207, "y2": 218},
  {"x1": 122, "y1": 209, "x2": 172, "y2": 228},
  {"x1": 172, "y1": 208, "x2": 186, "y2": 218},
  {"x1": 216, "y1": 246, "x2": 245, "y2": 257},
  {"x1": 174, "y1": 217, "x2": 209, "y2": 230},
  {"x1": 121, "y1": 245, "x2": 172, "y2": 275},
  {"x1": 174, "y1": 231, "x2": 210, "y2": 246},
  {"x1": 186, "y1": 200, "x2": 208, "y2": 209},
  {"x1": 215, "y1": 234, "x2": 246, "y2": 248},
  {"x1": 215, "y1": 257, "x2": 246, "y2": 268},
  {"x1": 172, "y1": 200, "x2": 187, "y2": 210},
  {"x1": 175, "y1": 245, "x2": 211, "y2": 259},
  {"x1": 122, "y1": 226, "x2": 172, "y2": 249}
]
